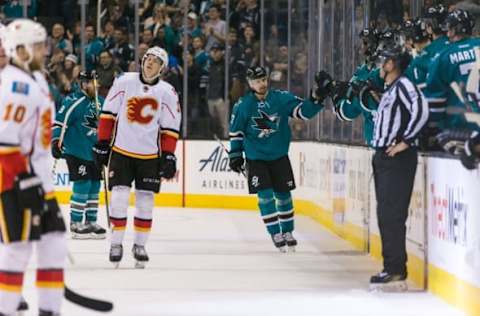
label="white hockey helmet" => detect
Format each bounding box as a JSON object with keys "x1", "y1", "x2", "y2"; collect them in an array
[
  {"x1": 141, "y1": 46, "x2": 169, "y2": 81},
  {"x1": 3, "y1": 19, "x2": 47, "y2": 64}
]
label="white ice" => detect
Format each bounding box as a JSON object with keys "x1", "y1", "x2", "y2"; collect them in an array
[{"x1": 20, "y1": 207, "x2": 465, "y2": 316}]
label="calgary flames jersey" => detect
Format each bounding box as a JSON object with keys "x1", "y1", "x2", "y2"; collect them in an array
[
  {"x1": 0, "y1": 65, "x2": 54, "y2": 194},
  {"x1": 98, "y1": 72, "x2": 181, "y2": 159},
  {"x1": 32, "y1": 71, "x2": 56, "y2": 194}
]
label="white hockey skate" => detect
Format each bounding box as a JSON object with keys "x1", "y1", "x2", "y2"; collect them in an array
[
  {"x1": 70, "y1": 222, "x2": 93, "y2": 240},
  {"x1": 283, "y1": 232, "x2": 298, "y2": 252},
  {"x1": 85, "y1": 222, "x2": 107, "y2": 239},
  {"x1": 369, "y1": 271, "x2": 408, "y2": 292},
  {"x1": 271, "y1": 233, "x2": 287, "y2": 253},
  {"x1": 109, "y1": 244, "x2": 123, "y2": 269},
  {"x1": 132, "y1": 244, "x2": 149, "y2": 269}
]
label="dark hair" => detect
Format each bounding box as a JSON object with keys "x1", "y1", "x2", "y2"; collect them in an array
[
  {"x1": 209, "y1": 5, "x2": 221, "y2": 12},
  {"x1": 100, "y1": 50, "x2": 112, "y2": 57}
]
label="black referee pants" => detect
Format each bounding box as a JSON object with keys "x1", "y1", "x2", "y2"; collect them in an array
[{"x1": 372, "y1": 147, "x2": 417, "y2": 276}]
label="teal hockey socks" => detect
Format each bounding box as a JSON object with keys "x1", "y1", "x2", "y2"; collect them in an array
[
  {"x1": 274, "y1": 191, "x2": 294, "y2": 233},
  {"x1": 257, "y1": 189, "x2": 280, "y2": 235},
  {"x1": 70, "y1": 180, "x2": 91, "y2": 223},
  {"x1": 86, "y1": 180, "x2": 101, "y2": 223}
]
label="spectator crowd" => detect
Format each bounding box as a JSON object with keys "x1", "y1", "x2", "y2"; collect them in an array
[{"x1": 1, "y1": 0, "x2": 479, "y2": 142}]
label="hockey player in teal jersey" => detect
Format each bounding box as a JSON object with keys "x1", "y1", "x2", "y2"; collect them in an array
[
  {"x1": 52, "y1": 71, "x2": 107, "y2": 239},
  {"x1": 228, "y1": 66, "x2": 325, "y2": 252},
  {"x1": 404, "y1": 19, "x2": 433, "y2": 93},
  {"x1": 427, "y1": 9, "x2": 480, "y2": 168},
  {"x1": 423, "y1": 4, "x2": 449, "y2": 59},
  {"x1": 424, "y1": 9, "x2": 480, "y2": 134},
  {"x1": 328, "y1": 28, "x2": 385, "y2": 145}
]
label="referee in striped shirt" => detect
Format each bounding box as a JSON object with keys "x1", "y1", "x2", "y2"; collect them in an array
[{"x1": 369, "y1": 45, "x2": 429, "y2": 291}]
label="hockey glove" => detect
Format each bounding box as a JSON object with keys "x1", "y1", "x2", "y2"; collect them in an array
[
  {"x1": 460, "y1": 132, "x2": 480, "y2": 170},
  {"x1": 51, "y1": 140, "x2": 63, "y2": 159},
  {"x1": 331, "y1": 81, "x2": 350, "y2": 104},
  {"x1": 228, "y1": 151, "x2": 244, "y2": 174},
  {"x1": 435, "y1": 129, "x2": 472, "y2": 155},
  {"x1": 14, "y1": 172, "x2": 45, "y2": 240},
  {"x1": 350, "y1": 80, "x2": 369, "y2": 97},
  {"x1": 159, "y1": 152, "x2": 177, "y2": 179},
  {"x1": 311, "y1": 70, "x2": 334, "y2": 103},
  {"x1": 92, "y1": 141, "x2": 111, "y2": 167}
]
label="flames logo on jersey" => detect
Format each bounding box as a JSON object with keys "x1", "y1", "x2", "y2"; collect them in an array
[
  {"x1": 41, "y1": 109, "x2": 52, "y2": 148},
  {"x1": 127, "y1": 97, "x2": 158, "y2": 124}
]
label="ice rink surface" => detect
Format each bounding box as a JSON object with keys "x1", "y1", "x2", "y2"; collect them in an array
[{"x1": 21, "y1": 207, "x2": 465, "y2": 316}]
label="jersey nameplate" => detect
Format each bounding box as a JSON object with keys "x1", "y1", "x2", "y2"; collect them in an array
[{"x1": 12, "y1": 81, "x2": 29, "y2": 95}]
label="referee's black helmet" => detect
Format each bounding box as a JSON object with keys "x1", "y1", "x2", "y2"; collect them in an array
[{"x1": 376, "y1": 44, "x2": 412, "y2": 73}]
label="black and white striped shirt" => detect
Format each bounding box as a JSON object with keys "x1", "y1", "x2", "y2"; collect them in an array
[{"x1": 372, "y1": 76, "x2": 429, "y2": 148}]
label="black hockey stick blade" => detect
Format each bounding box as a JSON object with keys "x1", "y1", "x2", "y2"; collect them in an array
[{"x1": 65, "y1": 286, "x2": 113, "y2": 312}]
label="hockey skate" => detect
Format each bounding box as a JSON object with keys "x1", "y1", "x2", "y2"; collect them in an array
[
  {"x1": 369, "y1": 271, "x2": 408, "y2": 292},
  {"x1": 271, "y1": 233, "x2": 287, "y2": 253},
  {"x1": 109, "y1": 244, "x2": 123, "y2": 268},
  {"x1": 38, "y1": 310, "x2": 60, "y2": 316},
  {"x1": 283, "y1": 232, "x2": 297, "y2": 252},
  {"x1": 132, "y1": 244, "x2": 149, "y2": 269},
  {"x1": 16, "y1": 297, "x2": 28, "y2": 316},
  {"x1": 70, "y1": 222, "x2": 93, "y2": 239},
  {"x1": 85, "y1": 222, "x2": 107, "y2": 239}
]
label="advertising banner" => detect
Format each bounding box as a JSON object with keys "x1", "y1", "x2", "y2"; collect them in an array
[
  {"x1": 427, "y1": 157, "x2": 480, "y2": 287},
  {"x1": 185, "y1": 140, "x2": 248, "y2": 195}
]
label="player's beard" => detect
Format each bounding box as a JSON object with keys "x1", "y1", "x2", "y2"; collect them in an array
[{"x1": 29, "y1": 58, "x2": 45, "y2": 72}]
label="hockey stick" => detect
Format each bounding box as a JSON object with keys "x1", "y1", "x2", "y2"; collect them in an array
[
  {"x1": 213, "y1": 134, "x2": 246, "y2": 177},
  {"x1": 64, "y1": 286, "x2": 113, "y2": 312},
  {"x1": 91, "y1": 71, "x2": 111, "y2": 228}
]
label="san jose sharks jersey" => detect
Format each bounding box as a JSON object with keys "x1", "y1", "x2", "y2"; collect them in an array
[
  {"x1": 425, "y1": 37, "x2": 480, "y2": 129},
  {"x1": 334, "y1": 64, "x2": 383, "y2": 145},
  {"x1": 229, "y1": 90, "x2": 323, "y2": 161},
  {"x1": 404, "y1": 35, "x2": 449, "y2": 93},
  {"x1": 52, "y1": 91, "x2": 105, "y2": 161}
]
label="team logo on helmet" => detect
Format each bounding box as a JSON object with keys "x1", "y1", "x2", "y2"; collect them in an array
[{"x1": 126, "y1": 97, "x2": 158, "y2": 124}]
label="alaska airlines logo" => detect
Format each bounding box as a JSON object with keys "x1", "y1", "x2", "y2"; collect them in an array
[
  {"x1": 199, "y1": 146, "x2": 230, "y2": 172},
  {"x1": 41, "y1": 109, "x2": 52, "y2": 149},
  {"x1": 251, "y1": 110, "x2": 279, "y2": 138},
  {"x1": 127, "y1": 97, "x2": 158, "y2": 124}
]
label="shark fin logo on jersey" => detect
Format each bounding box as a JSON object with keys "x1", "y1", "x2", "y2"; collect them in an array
[
  {"x1": 251, "y1": 110, "x2": 280, "y2": 138},
  {"x1": 127, "y1": 97, "x2": 159, "y2": 124},
  {"x1": 83, "y1": 107, "x2": 98, "y2": 136}
]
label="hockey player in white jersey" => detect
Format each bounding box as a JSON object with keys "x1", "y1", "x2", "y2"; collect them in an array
[
  {"x1": 94, "y1": 46, "x2": 181, "y2": 268},
  {"x1": 0, "y1": 19, "x2": 67, "y2": 316}
]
